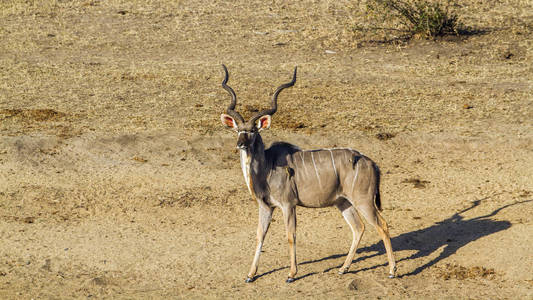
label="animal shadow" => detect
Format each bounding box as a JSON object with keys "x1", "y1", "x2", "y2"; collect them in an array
[{"x1": 351, "y1": 198, "x2": 530, "y2": 277}]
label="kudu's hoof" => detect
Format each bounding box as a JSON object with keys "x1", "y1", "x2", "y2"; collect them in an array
[
  {"x1": 388, "y1": 266, "x2": 397, "y2": 278},
  {"x1": 286, "y1": 277, "x2": 295, "y2": 283},
  {"x1": 338, "y1": 269, "x2": 347, "y2": 275},
  {"x1": 245, "y1": 277, "x2": 255, "y2": 283}
]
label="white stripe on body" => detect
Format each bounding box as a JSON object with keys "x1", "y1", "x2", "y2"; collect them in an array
[
  {"x1": 299, "y1": 151, "x2": 308, "y2": 175},
  {"x1": 311, "y1": 152, "x2": 322, "y2": 187},
  {"x1": 299, "y1": 148, "x2": 363, "y2": 192},
  {"x1": 328, "y1": 149, "x2": 338, "y2": 179}
]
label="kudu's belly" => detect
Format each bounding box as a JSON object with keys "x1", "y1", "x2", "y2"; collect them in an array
[{"x1": 295, "y1": 179, "x2": 340, "y2": 208}]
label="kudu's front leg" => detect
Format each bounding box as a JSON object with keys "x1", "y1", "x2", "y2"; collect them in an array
[
  {"x1": 282, "y1": 206, "x2": 297, "y2": 283},
  {"x1": 246, "y1": 204, "x2": 273, "y2": 283}
]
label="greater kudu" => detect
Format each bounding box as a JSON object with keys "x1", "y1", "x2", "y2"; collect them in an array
[{"x1": 219, "y1": 65, "x2": 396, "y2": 283}]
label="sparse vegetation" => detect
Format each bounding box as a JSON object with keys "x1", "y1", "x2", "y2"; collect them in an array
[
  {"x1": 0, "y1": 0, "x2": 531, "y2": 298},
  {"x1": 357, "y1": 0, "x2": 462, "y2": 39}
]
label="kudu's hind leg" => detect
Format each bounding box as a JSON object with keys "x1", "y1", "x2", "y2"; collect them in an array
[
  {"x1": 336, "y1": 199, "x2": 365, "y2": 274},
  {"x1": 246, "y1": 204, "x2": 274, "y2": 283},
  {"x1": 357, "y1": 203, "x2": 397, "y2": 278}
]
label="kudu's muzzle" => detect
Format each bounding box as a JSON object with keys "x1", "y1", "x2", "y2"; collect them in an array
[{"x1": 237, "y1": 131, "x2": 254, "y2": 150}]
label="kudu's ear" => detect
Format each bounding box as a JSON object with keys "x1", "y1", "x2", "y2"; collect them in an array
[
  {"x1": 256, "y1": 115, "x2": 271, "y2": 131},
  {"x1": 220, "y1": 114, "x2": 238, "y2": 130}
]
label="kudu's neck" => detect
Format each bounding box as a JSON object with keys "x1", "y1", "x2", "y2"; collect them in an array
[
  {"x1": 247, "y1": 133, "x2": 267, "y2": 174},
  {"x1": 241, "y1": 133, "x2": 270, "y2": 200}
]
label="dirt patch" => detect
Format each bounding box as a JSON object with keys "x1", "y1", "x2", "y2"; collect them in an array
[
  {"x1": 401, "y1": 178, "x2": 431, "y2": 188},
  {"x1": 155, "y1": 188, "x2": 219, "y2": 208},
  {"x1": 131, "y1": 155, "x2": 148, "y2": 163},
  {"x1": 375, "y1": 132, "x2": 396, "y2": 140},
  {"x1": 435, "y1": 263, "x2": 498, "y2": 280},
  {"x1": 0, "y1": 0, "x2": 532, "y2": 299},
  {"x1": 0, "y1": 109, "x2": 65, "y2": 122}
]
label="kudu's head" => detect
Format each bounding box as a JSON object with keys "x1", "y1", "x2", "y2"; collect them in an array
[{"x1": 219, "y1": 65, "x2": 297, "y2": 150}]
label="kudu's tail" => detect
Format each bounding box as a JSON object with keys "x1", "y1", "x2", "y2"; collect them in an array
[{"x1": 374, "y1": 163, "x2": 382, "y2": 211}]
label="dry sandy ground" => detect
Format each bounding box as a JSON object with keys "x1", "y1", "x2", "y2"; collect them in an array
[{"x1": 1, "y1": 0, "x2": 532, "y2": 298}]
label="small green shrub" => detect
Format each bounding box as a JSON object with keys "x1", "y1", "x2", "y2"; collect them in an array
[{"x1": 360, "y1": 0, "x2": 462, "y2": 39}]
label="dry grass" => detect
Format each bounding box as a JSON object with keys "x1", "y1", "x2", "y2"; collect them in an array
[
  {"x1": 0, "y1": 0, "x2": 532, "y2": 298},
  {"x1": 0, "y1": 109, "x2": 65, "y2": 122}
]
